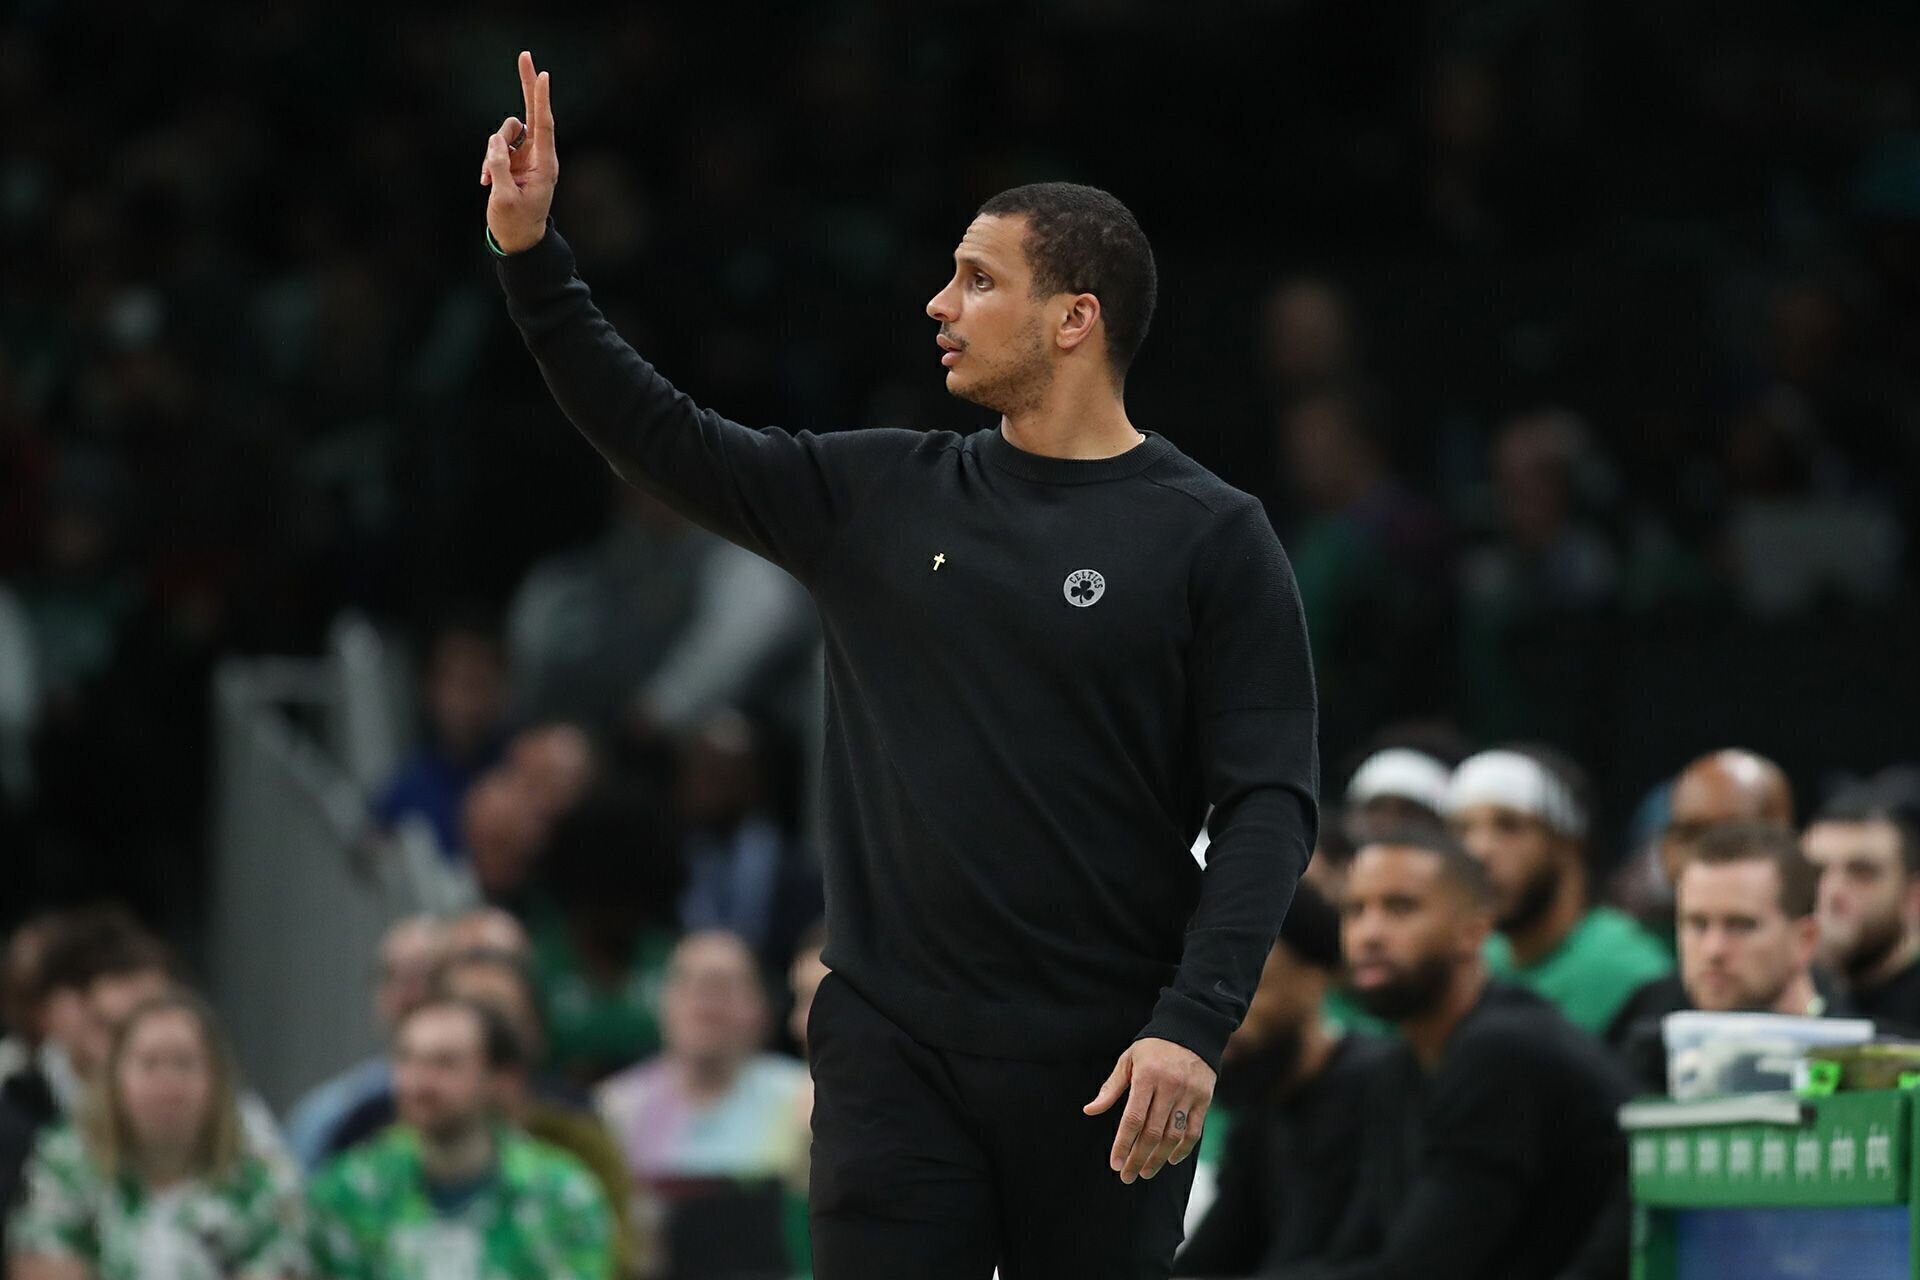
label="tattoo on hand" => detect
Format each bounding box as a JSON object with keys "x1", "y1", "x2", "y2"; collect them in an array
[{"x1": 1172, "y1": 1110, "x2": 1188, "y2": 1132}]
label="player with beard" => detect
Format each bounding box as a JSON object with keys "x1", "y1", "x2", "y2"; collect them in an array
[
  {"x1": 1177, "y1": 882, "x2": 1392, "y2": 1278},
  {"x1": 480, "y1": 53, "x2": 1318, "y2": 1280},
  {"x1": 1805, "y1": 785, "x2": 1920, "y2": 1026},
  {"x1": 1443, "y1": 747, "x2": 1670, "y2": 1035},
  {"x1": 1266, "y1": 830, "x2": 1632, "y2": 1280}
]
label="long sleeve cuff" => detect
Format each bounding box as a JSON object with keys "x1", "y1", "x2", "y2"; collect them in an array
[
  {"x1": 1136, "y1": 987, "x2": 1237, "y2": 1075},
  {"x1": 491, "y1": 218, "x2": 569, "y2": 289}
]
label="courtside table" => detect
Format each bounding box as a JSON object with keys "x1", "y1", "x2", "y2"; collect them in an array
[{"x1": 1624, "y1": 1090, "x2": 1915, "y2": 1279}]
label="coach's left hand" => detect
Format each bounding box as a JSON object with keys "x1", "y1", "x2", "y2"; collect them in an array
[{"x1": 1084, "y1": 1038, "x2": 1215, "y2": 1183}]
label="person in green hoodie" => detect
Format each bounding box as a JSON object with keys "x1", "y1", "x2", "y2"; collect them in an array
[{"x1": 1445, "y1": 746, "x2": 1670, "y2": 1037}]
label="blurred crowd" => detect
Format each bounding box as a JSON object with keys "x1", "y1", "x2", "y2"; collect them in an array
[
  {"x1": 6, "y1": 745, "x2": 1920, "y2": 1278},
  {"x1": 1172, "y1": 741, "x2": 1920, "y2": 1276},
  {"x1": 4, "y1": 0, "x2": 1920, "y2": 931},
  {"x1": 1, "y1": 902, "x2": 829, "y2": 1280},
  {"x1": 8, "y1": 0, "x2": 1920, "y2": 1276}
]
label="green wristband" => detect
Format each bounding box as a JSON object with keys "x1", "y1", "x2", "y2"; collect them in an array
[{"x1": 485, "y1": 226, "x2": 512, "y2": 259}]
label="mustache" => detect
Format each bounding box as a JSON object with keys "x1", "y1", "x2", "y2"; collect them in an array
[{"x1": 939, "y1": 329, "x2": 968, "y2": 350}]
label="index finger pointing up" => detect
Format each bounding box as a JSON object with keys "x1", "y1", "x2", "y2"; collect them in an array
[{"x1": 518, "y1": 51, "x2": 538, "y2": 143}]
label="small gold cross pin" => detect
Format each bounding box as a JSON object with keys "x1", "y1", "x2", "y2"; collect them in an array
[{"x1": 932, "y1": 553, "x2": 947, "y2": 571}]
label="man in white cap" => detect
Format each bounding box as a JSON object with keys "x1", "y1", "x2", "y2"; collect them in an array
[
  {"x1": 1344, "y1": 748, "x2": 1452, "y2": 845},
  {"x1": 1444, "y1": 746, "x2": 1670, "y2": 1036}
]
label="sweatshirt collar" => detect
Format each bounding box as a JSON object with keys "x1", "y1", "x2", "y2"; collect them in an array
[{"x1": 975, "y1": 425, "x2": 1171, "y2": 485}]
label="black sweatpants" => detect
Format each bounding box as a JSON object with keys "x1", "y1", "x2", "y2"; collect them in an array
[{"x1": 807, "y1": 972, "x2": 1198, "y2": 1279}]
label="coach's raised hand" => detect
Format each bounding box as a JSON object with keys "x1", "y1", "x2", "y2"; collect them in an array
[{"x1": 479, "y1": 51, "x2": 557, "y2": 254}]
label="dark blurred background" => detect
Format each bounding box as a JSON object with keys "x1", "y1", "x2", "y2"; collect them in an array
[
  {"x1": 4, "y1": 0, "x2": 1919, "y2": 967},
  {"x1": 7, "y1": 4, "x2": 1920, "y2": 1279}
]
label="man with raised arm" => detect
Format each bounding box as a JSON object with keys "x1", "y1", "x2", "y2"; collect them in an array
[{"x1": 478, "y1": 52, "x2": 1318, "y2": 1280}]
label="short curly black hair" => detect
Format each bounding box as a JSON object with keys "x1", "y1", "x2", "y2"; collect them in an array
[{"x1": 976, "y1": 182, "x2": 1157, "y2": 379}]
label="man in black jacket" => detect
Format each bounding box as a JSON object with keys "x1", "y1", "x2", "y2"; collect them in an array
[
  {"x1": 1275, "y1": 831, "x2": 1631, "y2": 1280},
  {"x1": 1806, "y1": 784, "x2": 1920, "y2": 1026},
  {"x1": 480, "y1": 53, "x2": 1318, "y2": 1280},
  {"x1": 1178, "y1": 884, "x2": 1390, "y2": 1277}
]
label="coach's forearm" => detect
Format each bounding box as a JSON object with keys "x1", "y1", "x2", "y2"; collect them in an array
[
  {"x1": 495, "y1": 222, "x2": 881, "y2": 577},
  {"x1": 496, "y1": 221, "x2": 726, "y2": 492},
  {"x1": 1137, "y1": 765, "x2": 1313, "y2": 1072}
]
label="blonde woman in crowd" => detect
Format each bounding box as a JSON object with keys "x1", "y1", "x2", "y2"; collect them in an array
[{"x1": 7, "y1": 992, "x2": 307, "y2": 1280}]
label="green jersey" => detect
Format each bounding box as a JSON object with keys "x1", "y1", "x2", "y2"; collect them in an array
[
  {"x1": 1485, "y1": 906, "x2": 1672, "y2": 1036},
  {"x1": 307, "y1": 1127, "x2": 611, "y2": 1280},
  {"x1": 528, "y1": 898, "x2": 675, "y2": 1083},
  {"x1": 7, "y1": 1123, "x2": 307, "y2": 1280}
]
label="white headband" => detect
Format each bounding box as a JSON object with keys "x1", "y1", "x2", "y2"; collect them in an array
[
  {"x1": 1346, "y1": 749, "x2": 1452, "y2": 813},
  {"x1": 1444, "y1": 750, "x2": 1587, "y2": 839}
]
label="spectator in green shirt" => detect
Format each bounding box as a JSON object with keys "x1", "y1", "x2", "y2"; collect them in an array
[
  {"x1": 1445, "y1": 746, "x2": 1671, "y2": 1036},
  {"x1": 7, "y1": 990, "x2": 307, "y2": 1280},
  {"x1": 307, "y1": 997, "x2": 611, "y2": 1280},
  {"x1": 436, "y1": 948, "x2": 640, "y2": 1278}
]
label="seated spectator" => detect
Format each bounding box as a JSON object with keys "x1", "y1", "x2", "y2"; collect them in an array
[
  {"x1": 4, "y1": 909, "x2": 176, "y2": 1134},
  {"x1": 528, "y1": 783, "x2": 686, "y2": 1085},
  {"x1": 1, "y1": 916, "x2": 59, "y2": 1087},
  {"x1": 7, "y1": 992, "x2": 306, "y2": 1280},
  {"x1": 1460, "y1": 411, "x2": 1619, "y2": 614},
  {"x1": 1276, "y1": 387, "x2": 1450, "y2": 755},
  {"x1": 1806, "y1": 784, "x2": 1920, "y2": 1025},
  {"x1": 437, "y1": 949, "x2": 638, "y2": 1277},
  {"x1": 461, "y1": 724, "x2": 601, "y2": 911},
  {"x1": 1445, "y1": 747, "x2": 1671, "y2": 1035},
  {"x1": 1342, "y1": 748, "x2": 1451, "y2": 844},
  {"x1": 443, "y1": 908, "x2": 532, "y2": 962},
  {"x1": 307, "y1": 998, "x2": 612, "y2": 1280},
  {"x1": 1261, "y1": 276, "x2": 1358, "y2": 403},
  {"x1": 1613, "y1": 747, "x2": 1798, "y2": 946},
  {"x1": 302, "y1": 915, "x2": 528, "y2": 1166},
  {"x1": 1296, "y1": 819, "x2": 1382, "y2": 1036},
  {"x1": 1177, "y1": 884, "x2": 1391, "y2": 1278},
  {"x1": 18, "y1": 913, "x2": 288, "y2": 1172},
  {"x1": 6, "y1": 911, "x2": 176, "y2": 1258},
  {"x1": 1273, "y1": 831, "x2": 1631, "y2": 1280},
  {"x1": 1609, "y1": 822, "x2": 1830, "y2": 1094},
  {"x1": 462, "y1": 769, "x2": 550, "y2": 909},
  {"x1": 1660, "y1": 749, "x2": 1796, "y2": 893},
  {"x1": 284, "y1": 916, "x2": 446, "y2": 1171},
  {"x1": 373, "y1": 615, "x2": 510, "y2": 864},
  {"x1": 596, "y1": 932, "x2": 808, "y2": 1280},
  {"x1": 507, "y1": 724, "x2": 599, "y2": 823},
  {"x1": 675, "y1": 710, "x2": 800, "y2": 962},
  {"x1": 0, "y1": 918, "x2": 57, "y2": 1254}
]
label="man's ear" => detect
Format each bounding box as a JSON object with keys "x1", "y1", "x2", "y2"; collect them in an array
[
  {"x1": 1056, "y1": 292, "x2": 1102, "y2": 353},
  {"x1": 1902, "y1": 876, "x2": 1920, "y2": 929}
]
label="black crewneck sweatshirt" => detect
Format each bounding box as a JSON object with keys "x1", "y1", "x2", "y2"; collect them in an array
[{"x1": 497, "y1": 224, "x2": 1318, "y2": 1071}]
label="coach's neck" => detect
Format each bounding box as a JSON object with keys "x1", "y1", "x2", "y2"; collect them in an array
[{"x1": 1000, "y1": 359, "x2": 1143, "y2": 461}]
